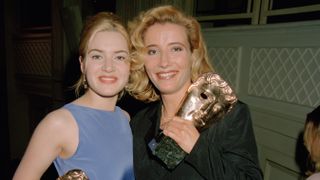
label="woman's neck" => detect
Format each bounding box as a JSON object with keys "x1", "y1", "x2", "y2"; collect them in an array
[
  {"x1": 74, "y1": 89, "x2": 118, "y2": 111},
  {"x1": 160, "y1": 89, "x2": 187, "y2": 126},
  {"x1": 160, "y1": 82, "x2": 191, "y2": 118},
  {"x1": 161, "y1": 96, "x2": 180, "y2": 117}
]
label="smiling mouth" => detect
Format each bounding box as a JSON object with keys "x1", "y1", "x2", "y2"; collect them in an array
[
  {"x1": 157, "y1": 71, "x2": 177, "y2": 80},
  {"x1": 99, "y1": 76, "x2": 117, "y2": 83}
]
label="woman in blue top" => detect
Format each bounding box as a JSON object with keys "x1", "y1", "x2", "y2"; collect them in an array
[{"x1": 13, "y1": 12, "x2": 134, "y2": 180}]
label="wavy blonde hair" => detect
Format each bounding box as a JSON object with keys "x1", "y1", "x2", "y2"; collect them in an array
[
  {"x1": 126, "y1": 5, "x2": 214, "y2": 102},
  {"x1": 73, "y1": 12, "x2": 131, "y2": 98}
]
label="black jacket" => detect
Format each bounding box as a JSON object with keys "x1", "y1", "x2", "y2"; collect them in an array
[{"x1": 130, "y1": 101, "x2": 263, "y2": 180}]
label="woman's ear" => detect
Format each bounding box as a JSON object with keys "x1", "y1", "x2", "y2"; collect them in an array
[{"x1": 79, "y1": 56, "x2": 85, "y2": 73}]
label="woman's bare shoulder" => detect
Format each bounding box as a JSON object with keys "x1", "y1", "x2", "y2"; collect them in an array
[{"x1": 38, "y1": 107, "x2": 76, "y2": 132}]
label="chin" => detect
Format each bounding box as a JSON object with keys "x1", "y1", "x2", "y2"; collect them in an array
[
  {"x1": 99, "y1": 91, "x2": 120, "y2": 98},
  {"x1": 159, "y1": 87, "x2": 179, "y2": 95}
]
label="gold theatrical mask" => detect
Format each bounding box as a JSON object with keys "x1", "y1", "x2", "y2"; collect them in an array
[
  {"x1": 149, "y1": 72, "x2": 238, "y2": 169},
  {"x1": 177, "y1": 72, "x2": 237, "y2": 131},
  {"x1": 57, "y1": 169, "x2": 89, "y2": 180}
]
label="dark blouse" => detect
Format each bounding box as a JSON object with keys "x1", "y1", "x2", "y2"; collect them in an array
[{"x1": 130, "y1": 101, "x2": 263, "y2": 180}]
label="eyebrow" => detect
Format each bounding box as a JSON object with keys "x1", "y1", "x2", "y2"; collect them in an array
[
  {"x1": 169, "y1": 42, "x2": 185, "y2": 46},
  {"x1": 88, "y1": 49, "x2": 103, "y2": 53},
  {"x1": 114, "y1": 50, "x2": 129, "y2": 54},
  {"x1": 88, "y1": 49, "x2": 129, "y2": 54},
  {"x1": 146, "y1": 42, "x2": 187, "y2": 48},
  {"x1": 145, "y1": 44, "x2": 157, "y2": 48}
]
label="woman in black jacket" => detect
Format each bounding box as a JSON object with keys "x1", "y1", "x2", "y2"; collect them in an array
[{"x1": 127, "y1": 5, "x2": 263, "y2": 180}]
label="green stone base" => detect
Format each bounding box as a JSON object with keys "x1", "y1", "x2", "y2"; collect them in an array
[{"x1": 154, "y1": 136, "x2": 186, "y2": 169}]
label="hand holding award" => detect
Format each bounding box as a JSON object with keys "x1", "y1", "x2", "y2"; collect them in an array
[{"x1": 148, "y1": 72, "x2": 238, "y2": 169}]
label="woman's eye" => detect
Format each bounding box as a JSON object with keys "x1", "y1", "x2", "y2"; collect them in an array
[
  {"x1": 147, "y1": 49, "x2": 159, "y2": 55},
  {"x1": 91, "y1": 55, "x2": 102, "y2": 60},
  {"x1": 172, "y1": 47, "x2": 182, "y2": 52},
  {"x1": 114, "y1": 55, "x2": 128, "y2": 61}
]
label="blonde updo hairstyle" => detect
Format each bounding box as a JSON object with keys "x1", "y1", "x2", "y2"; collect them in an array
[{"x1": 127, "y1": 5, "x2": 214, "y2": 102}]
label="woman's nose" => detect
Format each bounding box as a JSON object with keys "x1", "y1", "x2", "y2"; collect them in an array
[
  {"x1": 102, "y1": 58, "x2": 114, "y2": 72},
  {"x1": 159, "y1": 52, "x2": 170, "y2": 68}
]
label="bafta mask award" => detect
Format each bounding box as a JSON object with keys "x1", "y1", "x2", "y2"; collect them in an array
[
  {"x1": 148, "y1": 72, "x2": 238, "y2": 169},
  {"x1": 57, "y1": 169, "x2": 89, "y2": 180}
]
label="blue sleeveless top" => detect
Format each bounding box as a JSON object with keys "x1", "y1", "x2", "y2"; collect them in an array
[{"x1": 54, "y1": 103, "x2": 134, "y2": 180}]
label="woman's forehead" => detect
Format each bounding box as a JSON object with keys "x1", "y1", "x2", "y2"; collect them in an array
[{"x1": 144, "y1": 23, "x2": 188, "y2": 46}]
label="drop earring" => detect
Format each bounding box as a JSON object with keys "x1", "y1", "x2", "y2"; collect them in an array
[{"x1": 83, "y1": 75, "x2": 88, "y2": 89}]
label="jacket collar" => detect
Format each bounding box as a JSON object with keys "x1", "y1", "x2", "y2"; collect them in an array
[{"x1": 144, "y1": 101, "x2": 163, "y2": 146}]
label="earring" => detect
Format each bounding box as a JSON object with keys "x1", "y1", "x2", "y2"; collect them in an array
[{"x1": 83, "y1": 76, "x2": 88, "y2": 89}]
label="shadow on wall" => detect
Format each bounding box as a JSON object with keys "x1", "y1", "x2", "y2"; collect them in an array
[{"x1": 63, "y1": 51, "x2": 81, "y2": 103}]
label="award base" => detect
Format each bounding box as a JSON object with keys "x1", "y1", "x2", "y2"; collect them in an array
[
  {"x1": 149, "y1": 134, "x2": 186, "y2": 169},
  {"x1": 57, "y1": 169, "x2": 89, "y2": 180}
]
